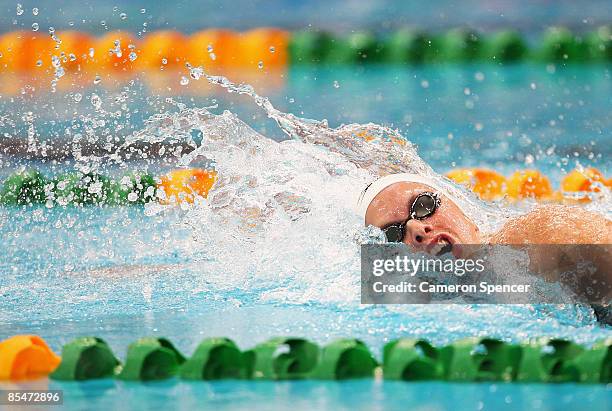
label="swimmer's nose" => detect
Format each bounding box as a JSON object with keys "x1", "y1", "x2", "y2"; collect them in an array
[{"x1": 404, "y1": 220, "x2": 433, "y2": 246}]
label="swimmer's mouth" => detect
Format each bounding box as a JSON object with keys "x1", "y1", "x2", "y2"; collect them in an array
[{"x1": 427, "y1": 235, "x2": 454, "y2": 257}]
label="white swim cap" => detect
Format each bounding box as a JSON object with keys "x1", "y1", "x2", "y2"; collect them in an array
[{"x1": 357, "y1": 173, "x2": 451, "y2": 223}]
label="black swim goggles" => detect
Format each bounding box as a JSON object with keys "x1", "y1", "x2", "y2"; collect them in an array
[{"x1": 382, "y1": 191, "x2": 441, "y2": 243}]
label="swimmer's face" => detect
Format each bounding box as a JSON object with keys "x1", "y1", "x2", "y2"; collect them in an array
[{"x1": 364, "y1": 182, "x2": 480, "y2": 257}]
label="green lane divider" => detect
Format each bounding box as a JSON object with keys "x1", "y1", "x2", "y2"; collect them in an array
[
  {"x1": 383, "y1": 29, "x2": 429, "y2": 64},
  {"x1": 288, "y1": 31, "x2": 335, "y2": 64},
  {"x1": 50, "y1": 337, "x2": 120, "y2": 381},
  {"x1": 481, "y1": 30, "x2": 528, "y2": 62},
  {"x1": 42, "y1": 336, "x2": 612, "y2": 383},
  {"x1": 439, "y1": 338, "x2": 522, "y2": 382},
  {"x1": 434, "y1": 28, "x2": 482, "y2": 62},
  {"x1": 180, "y1": 338, "x2": 247, "y2": 380},
  {"x1": 585, "y1": 26, "x2": 611, "y2": 61},
  {"x1": 0, "y1": 169, "x2": 47, "y2": 205},
  {"x1": 245, "y1": 337, "x2": 320, "y2": 380},
  {"x1": 383, "y1": 339, "x2": 443, "y2": 380},
  {"x1": 311, "y1": 339, "x2": 378, "y2": 380},
  {"x1": 116, "y1": 338, "x2": 186, "y2": 381},
  {"x1": 538, "y1": 27, "x2": 588, "y2": 62},
  {"x1": 516, "y1": 339, "x2": 584, "y2": 382},
  {"x1": 52, "y1": 172, "x2": 115, "y2": 206},
  {"x1": 289, "y1": 26, "x2": 612, "y2": 64},
  {"x1": 0, "y1": 169, "x2": 157, "y2": 206},
  {"x1": 563, "y1": 338, "x2": 611, "y2": 383},
  {"x1": 325, "y1": 32, "x2": 384, "y2": 64}
]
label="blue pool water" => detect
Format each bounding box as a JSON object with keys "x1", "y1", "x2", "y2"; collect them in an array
[{"x1": 1, "y1": 64, "x2": 611, "y2": 410}]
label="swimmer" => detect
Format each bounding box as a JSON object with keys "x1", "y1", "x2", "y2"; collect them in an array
[{"x1": 358, "y1": 173, "x2": 612, "y2": 317}]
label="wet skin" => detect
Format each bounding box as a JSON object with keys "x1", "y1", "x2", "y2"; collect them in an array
[
  {"x1": 364, "y1": 181, "x2": 480, "y2": 258},
  {"x1": 364, "y1": 181, "x2": 612, "y2": 302}
]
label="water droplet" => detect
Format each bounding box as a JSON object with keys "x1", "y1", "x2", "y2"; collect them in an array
[
  {"x1": 109, "y1": 40, "x2": 122, "y2": 58},
  {"x1": 90, "y1": 93, "x2": 102, "y2": 109},
  {"x1": 51, "y1": 55, "x2": 61, "y2": 68},
  {"x1": 129, "y1": 52, "x2": 137, "y2": 61},
  {"x1": 420, "y1": 79, "x2": 429, "y2": 88},
  {"x1": 36, "y1": 60, "x2": 42, "y2": 66},
  {"x1": 16, "y1": 4, "x2": 23, "y2": 16},
  {"x1": 127, "y1": 192, "x2": 138, "y2": 202},
  {"x1": 140, "y1": 8, "x2": 146, "y2": 14},
  {"x1": 100, "y1": 20, "x2": 106, "y2": 27},
  {"x1": 180, "y1": 76, "x2": 189, "y2": 86},
  {"x1": 48, "y1": 26, "x2": 55, "y2": 34},
  {"x1": 73, "y1": 93, "x2": 82, "y2": 102},
  {"x1": 530, "y1": 82, "x2": 537, "y2": 90},
  {"x1": 288, "y1": 97, "x2": 295, "y2": 103},
  {"x1": 258, "y1": 61, "x2": 264, "y2": 69},
  {"x1": 333, "y1": 80, "x2": 340, "y2": 89},
  {"x1": 93, "y1": 75, "x2": 102, "y2": 85},
  {"x1": 32, "y1": 7, "x2": 38, "y2": 16},
  {"x1": 475, "y1": 122, "x2": 484, "y2": 131},
  {"x1": 161, "y1": 58, "x2": 168, "y2": 65},
  {"x1": 31, "y1": 23, "x2": 39, "y2": 32},
  {"x1": 89, "y1": 48, "x2": 95, "y2": 58},
  {"x1": 207, "y1": 45, "x2": 213, "y2": 52},
  {"x1": 209, "y1": 52, "x2": 216, "y2": 61},
  {"x1": 189, "y1": 66, "x2": 204, "y2": 80},
  {"x1": 69, "y1": 53, "x2": 76, "y2": 61},
  {"x1": 120, "y1": 13, "x2": 127, "y2": 20},
  {"x1": 464, "y1": 87, "x2": 471, "y2": 95},
  {"x1": 474, "y1": 72, "x2": 485, "y2": 81},
  {"x1": 269, "y1": 46, "x2": 275, "y2": 53}
]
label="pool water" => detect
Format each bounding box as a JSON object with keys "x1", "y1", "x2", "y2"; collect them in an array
[{"x1": 1, "y1": 64, "x2": 611, "y2": 410}]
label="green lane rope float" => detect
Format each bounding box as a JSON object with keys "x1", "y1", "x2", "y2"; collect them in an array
[
  {"x1": 383, "y1": 339, "x2": 443, "y2": 380},
  {"x1": 50, "y1": 337, "x2": 120, "y2": 381},
  {"x1": 515, "y1": 339, "x2": 586, "y2": 383},
  {"x1": 115, "y1": 338, "x2": 186, "y2": 381},
  {"x1": 5, "y1": 335, "x2": 610, "y2": 383},
  {"x1": 180, "y1": 338, "x2": 247, "y2": 380},
  {"x1": 245, "y1": 337, "x2": 320, "y2": 380},
  {"x1": 432, "y1": 28, "x2": 482, "y2": 62},
  {"x1": 538, "y1": 27, "x2": 589, "y2": 62},
  {"x1": 382, "y1": 29, "x2": 430, "y2": 64},
  {"x1": 311, "y1": 339, "x2": 378, "y2": 380},
  {"x1": 0, "y1": 169, "x2": 157, "y2": 206},
  {"x1": 481, "y1": 30, "x2": 528, "y2": 62},
  {"x1": 565, "y1": 339, "x2": 611, "y2": 383},
  {"x1": 585, "y1": 26, "x2": 612, "y2": 60},
  {"x1": 288, "y1": 26, "x2": 611, "y2": 64},
  {"x1": 0, "y1": 169, "x2": 47, "y2": 205},
  {"x1": 439, "y1": 338, "x2": 522, "y2": 382}
]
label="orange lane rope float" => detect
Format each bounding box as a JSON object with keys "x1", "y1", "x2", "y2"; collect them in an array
[
  {"x1": 446, "y1": 167, "x2": 609, "y2": 202},
  {"x1": 157, "y1": 168, "x2": 218, "y2": 205},
  {"x1": 0, "y1": 335, "x2": 61, "y2": 380}
]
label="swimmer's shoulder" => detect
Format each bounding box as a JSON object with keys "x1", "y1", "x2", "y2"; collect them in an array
[{"x1": 490, "y1": 204, "x2": 612, "y2": 244}]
